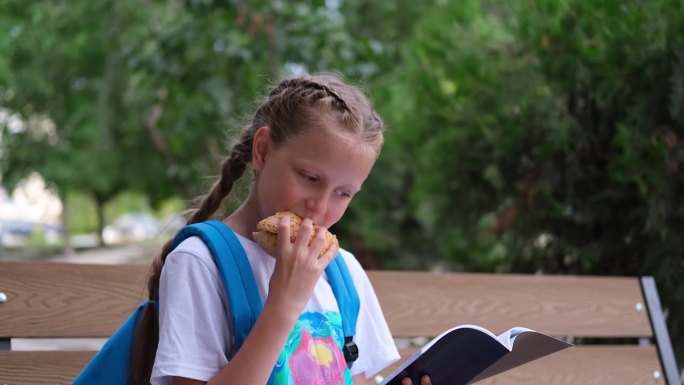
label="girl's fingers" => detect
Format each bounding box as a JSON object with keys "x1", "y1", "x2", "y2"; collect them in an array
[
  {"x1": 295, "y1": 219, "x2": 328, "y2": 261},
  {"x1": 294, "y1": 218, "x2": 315, "y2": 249},
  {"x1": 277, "y1": 215, "x2": 292, "y2": 254},
  {"x1": 399, "y1": 375, "x2": 431, "y2": 385},
  {"x1": 277, "y1": 216, "x2": 332, "y2": 264},
  {"x1": 319, "y1": 236, "x2": 338, "y2": 264},
  {"x1": 308, "y1": 226, "x2": 328, "y2": 254}
]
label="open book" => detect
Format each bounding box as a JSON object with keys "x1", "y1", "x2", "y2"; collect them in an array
[{"x1": 380, "y1": 325, "x2": 572, "y2": 385}]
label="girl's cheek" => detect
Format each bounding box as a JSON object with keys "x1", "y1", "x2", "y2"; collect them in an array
[{"x1": 326, "y1": 204, "x2": 348, "y2": 228}]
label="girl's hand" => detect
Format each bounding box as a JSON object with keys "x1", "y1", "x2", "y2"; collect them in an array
[
  {"x1": 266, "y1": 215, "x2": 338, "y2": 318},
  {"x1": 402, "y1": 375, "x2": 431, "y2": 385}
]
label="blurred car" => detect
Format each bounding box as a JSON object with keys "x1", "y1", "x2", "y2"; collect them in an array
[
  {"x1": 0, "y1": 220, "x2": 63, "y2": 247},
  {"x1": 102, "y1": 213, "x2": 160, "y2": 244}
]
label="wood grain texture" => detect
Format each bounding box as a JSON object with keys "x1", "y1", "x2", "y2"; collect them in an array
[
  {"x1": 1, "y1": 263, "x2": 652, "y2": 339},
  {"x1": 0, "y1": 346, "x2": 660, "y2": 385},
  {"x1": 0, "y1": 351, "x2": 94, "y2": 385},
  {"x1": 0, "y1": 261, "x2": 148, "y2": 338},
  {"x1": 367, "y1": 270, "x2": 652, "y2": 338},
  {"x1": 0, "y1": 262, "x2": 661, "y2": 385},
  {"x1": 378, "y1": 346, "x2": 663, "y2": 385}
]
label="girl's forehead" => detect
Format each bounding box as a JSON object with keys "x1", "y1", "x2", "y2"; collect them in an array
[
  {"x1": 285, "y1": 127, "x2": 373, "y2": 153},
  {"x1": 281, "y1": 129, "x2": 377, "y2": 176}
]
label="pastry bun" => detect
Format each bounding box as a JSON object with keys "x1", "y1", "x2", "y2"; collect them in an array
[{"x1": 252, "y1": 211, "x2": 338, "y2": 258}]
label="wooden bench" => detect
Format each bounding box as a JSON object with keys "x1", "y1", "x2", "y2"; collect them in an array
[{"x1": 0, "y1": 260, "x2": 680, "y2": 385}]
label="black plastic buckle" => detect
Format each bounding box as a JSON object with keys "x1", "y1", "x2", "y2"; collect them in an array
[{"x1": 343, "y1": 336, "x2": 359, "y2": 368}]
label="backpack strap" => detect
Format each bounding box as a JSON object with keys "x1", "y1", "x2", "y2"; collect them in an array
[
  {"x1": 172, "y1": 220, "x2": 360, "y2": 366},
  {"x1": 325, "y1": 253, "x2": 361, "y2": 367},
  {"x1": 171, "y1": 220, "x2": 264, "y2": 350}
]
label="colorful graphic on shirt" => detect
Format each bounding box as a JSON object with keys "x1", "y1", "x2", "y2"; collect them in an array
[{"x1": 268, "y1": 311, "x2": 352, "y2": 385}]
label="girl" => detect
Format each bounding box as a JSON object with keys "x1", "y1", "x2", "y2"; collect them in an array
[{"x1": 132, "y1": 73, "x2": 429, "y2": 385}]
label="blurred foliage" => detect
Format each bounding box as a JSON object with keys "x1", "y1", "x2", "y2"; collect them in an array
[
  {"x1": 66, "y1": 191, "x2": 184, "y2": 234},
  {"x1": 0, "y1": 0, "x2": 682, "y2": 364},
  {"x1": 344, "y1": 0, "x2": 684, "y2": 363}
]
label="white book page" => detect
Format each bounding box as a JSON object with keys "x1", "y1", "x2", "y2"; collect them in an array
[
  {"x1": 496, "y1": 326, "x2": 534, "y2": 350},
  {"x1": 471, "y1": 330, "x2": 572, "y2": 383}
]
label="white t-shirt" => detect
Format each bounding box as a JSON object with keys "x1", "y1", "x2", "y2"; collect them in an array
[{"x1": 151, "y1": 233, "x2": 399, "y2": 385}]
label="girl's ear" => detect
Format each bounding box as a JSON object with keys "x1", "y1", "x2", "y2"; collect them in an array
[{"x1": 252, "y1": 126, "x2": 272, "y2": 173}]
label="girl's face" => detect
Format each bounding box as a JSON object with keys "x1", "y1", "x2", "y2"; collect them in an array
[{"x1": 252, "y1": 126, "x2": 377, "y2": 229}]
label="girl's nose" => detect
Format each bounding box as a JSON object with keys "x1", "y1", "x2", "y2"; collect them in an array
[{"x1": 305, "y1": 196, "x2": 327, "y2": 217}]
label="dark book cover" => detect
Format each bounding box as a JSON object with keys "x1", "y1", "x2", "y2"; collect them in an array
[{"x1": 381, "y1": 325, "x2": 572, "y2": 385}]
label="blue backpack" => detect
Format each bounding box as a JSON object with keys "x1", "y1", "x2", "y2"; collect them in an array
[{"x1": 73, "y1": 220, "x2": 360, "y2": 385}]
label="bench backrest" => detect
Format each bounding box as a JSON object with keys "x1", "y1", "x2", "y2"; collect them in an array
[
  {"x1": 0, "y1": 261, "x2": 680, "y2": 385},
  {"x1": 370, "y1": 270, "x2": 679, "y2": 385}
]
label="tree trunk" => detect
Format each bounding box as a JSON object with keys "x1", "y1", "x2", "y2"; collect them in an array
[
  {"x1": 94, "y1": 193, "x2": 108, "y2": 247},
  {"x1": 59, "y1": 189, "x2": 74, "y2": 258}
]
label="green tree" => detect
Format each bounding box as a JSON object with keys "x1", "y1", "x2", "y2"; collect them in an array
[
  {"x1": 0, "y1": 0, "x2": 143, "y2": 246},
  {"x1": 115, "y1": 0, "x2": 391, "y2": 203},
  {"x1": 1, "y1": 0, "x2": 390, "y2": 239},
  {"x1": 356, "y1": 0, "x2": 683, "y2": 363},
  {"x1": 514, "y1": 0, "x2": 684, "y2": 364}
]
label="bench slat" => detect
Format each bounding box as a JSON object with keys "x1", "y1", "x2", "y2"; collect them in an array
[
  {"x1": 0, "y1": 351, "x2": 94, "y2": 385},
  {"x1": 0, "y1": 261, "x2": 147, "y2": 338},
  {"x1": 379, "y1": 346, "x2": 663, "y2": 385},
  {"x1": 368, "y1": 271, "x2": 653, "y2": 338},
  {"x1": 0, "y1": 346, "x2": 662, "y2": 385},
  {"x1": 0, "y1": 263, "x2": 654, "y2": 339},
  {"x1": 0, "y1": 262, "x2": 675, "y2": 384}
]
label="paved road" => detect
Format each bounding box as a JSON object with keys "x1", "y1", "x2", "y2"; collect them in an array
[
  {"x1": 1, "y1": 242, "x2": 158, "y2": 264},
  {"x1": 49, "y1": 244, "x2": 154, "y2": 264}
]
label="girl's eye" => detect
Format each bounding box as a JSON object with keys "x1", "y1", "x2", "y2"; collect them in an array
[
  {"x1": 300, "y1": 172, "x2": 318, "y2": 183},
  {"x1": 336, "y1": 190, "x2": 352, "y2": 199}
]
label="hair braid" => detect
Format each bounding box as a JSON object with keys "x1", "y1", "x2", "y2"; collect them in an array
[
  {"x1": 269, "y1": 77, "x2": 351, "y2": 113},
  {"x1": 188, "y1": 142, "x2": 250, "y2": 225},
  {"x1": 301, "y1": 79, "x2": 351, "y2": 112}
]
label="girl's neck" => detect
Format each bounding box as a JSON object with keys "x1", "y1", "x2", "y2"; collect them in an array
[{"x1": 224, "y1": 193, "x2": 261, "y2": 240}]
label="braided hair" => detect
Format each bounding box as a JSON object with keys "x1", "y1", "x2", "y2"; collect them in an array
[{"x1": 130, "y1": 73, "x2": 384, "y2": 384}]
